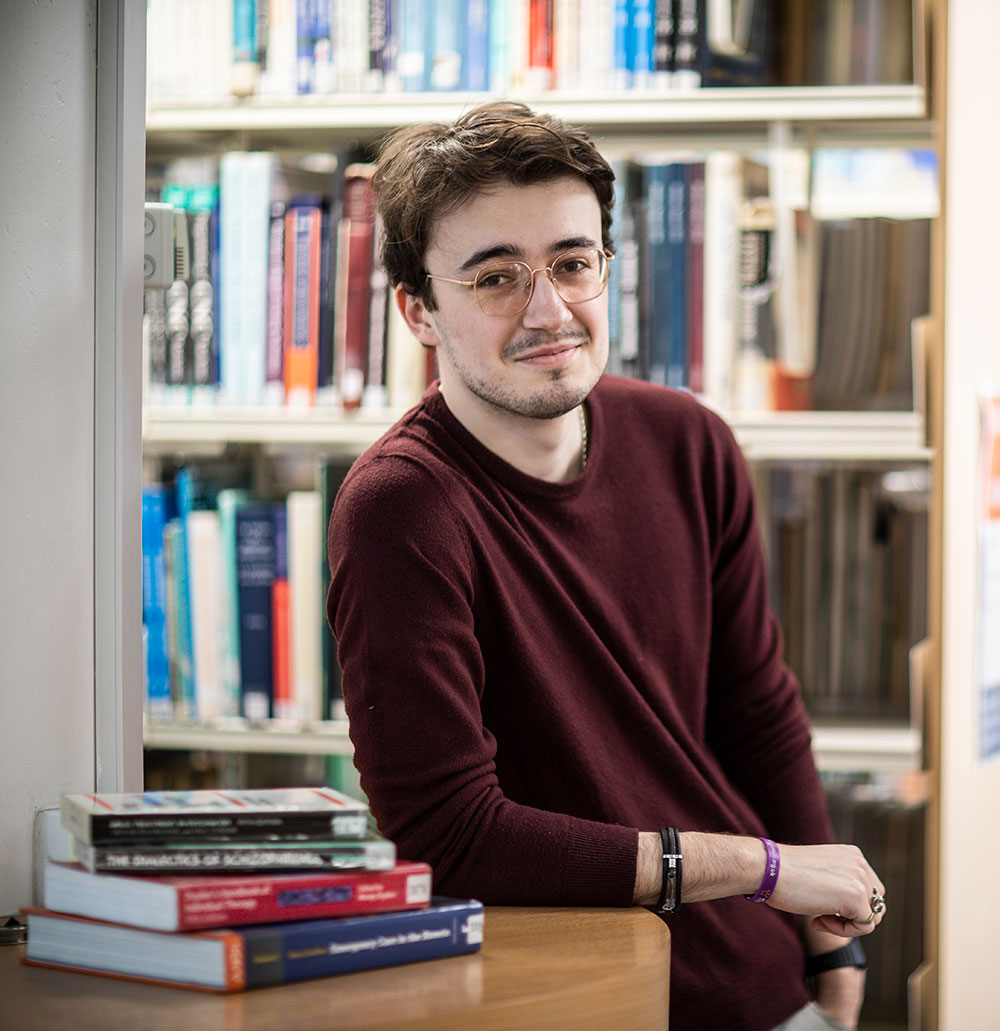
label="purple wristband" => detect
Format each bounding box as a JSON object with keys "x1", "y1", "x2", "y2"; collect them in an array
[{"x1": 745, "y1": 837, "x2": 780, "y2": 903}]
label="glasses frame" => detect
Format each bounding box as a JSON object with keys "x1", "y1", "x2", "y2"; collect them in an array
[{"x1": 425, "y1": 247, "x2": 615, "y2": 318}]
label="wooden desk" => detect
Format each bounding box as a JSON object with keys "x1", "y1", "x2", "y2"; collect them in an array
[{"x1": 2, "y1": 907, "x2": 669, "y2": 1030}]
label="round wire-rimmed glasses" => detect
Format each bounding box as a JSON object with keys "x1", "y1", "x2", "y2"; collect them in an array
[{"x1": 425, "y1": 246, "x2": 614, "y2": 318}]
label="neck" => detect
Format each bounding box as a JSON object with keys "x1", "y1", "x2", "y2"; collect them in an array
[{"x1": 437, "y1": 384, "x2": 586, "y2": 483}]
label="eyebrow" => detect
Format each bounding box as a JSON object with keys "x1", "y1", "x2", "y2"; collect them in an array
[{"x1": 457, "y1": 236, "x2": 599, "y2": 273}]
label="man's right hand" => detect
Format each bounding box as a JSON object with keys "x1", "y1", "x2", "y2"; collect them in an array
[{"x1": 634, "y1": 830, "x2": 886, "y2": 937}]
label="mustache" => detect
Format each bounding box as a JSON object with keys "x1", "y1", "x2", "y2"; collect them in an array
[{"x1": 501, "y1": 329, "x2": 590, "y2": 361}]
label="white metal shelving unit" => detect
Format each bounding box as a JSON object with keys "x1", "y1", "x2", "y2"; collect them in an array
[{"x1": 143, "y1": 83, "x2": 935, "y2": 778}]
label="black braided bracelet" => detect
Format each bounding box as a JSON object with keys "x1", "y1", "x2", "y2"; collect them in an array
[{"x1": 657, "y1": 826, "x2": 683, "y2": 913}]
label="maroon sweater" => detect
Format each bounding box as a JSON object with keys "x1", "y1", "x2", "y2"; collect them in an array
[{"x1": 328, "y1": 375, "x2": 834, "y2": 1031}]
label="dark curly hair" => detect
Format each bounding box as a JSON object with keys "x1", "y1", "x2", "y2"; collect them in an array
[{"x1": 372, "y1": 101, "x2": 616, "y2": 310}]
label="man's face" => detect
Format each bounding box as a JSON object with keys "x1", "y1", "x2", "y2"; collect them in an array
[{"x1": 402, "y1": 176, "x2": 609, "y2": 422}]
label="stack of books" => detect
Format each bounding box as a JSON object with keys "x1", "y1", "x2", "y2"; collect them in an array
[{"x1": 21, "y1": 788, "x2": 483, "y2": 993}]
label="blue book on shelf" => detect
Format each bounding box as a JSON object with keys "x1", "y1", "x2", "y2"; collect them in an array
[
  {"x1": 236, "y1": 501, "x2": 279, "y2": 721},
  {"x1": 463, "y1": 0, "x2": 489, "y2": 91},
  {"x1": 642, "y1": 161, "x2": 671, "y2": 386},
  {"x1": 141, "y1": 486, "x2": 174, "y2": 721},
  {"x1": 488, "y1": 0, "x2": 511, "y2": 92},
  {"x1": 171, "y1": 467, "x2": 200, "y2": 718},
  {"x1": 216, "y1": 487, "x2": 250, "y2": 718},
  {"x1": 428, "y1": 0, "x2": 463, "y2": 91},
  {"x1": 631, "y1": 0, "x2": 654, "y2": 88},
  {"x1": 296, "y1": 0, "x2": 314, "y2": 93},
  {"x1": 665, "y1": 161, "x2": 690, "y2": 389},
  {"x1": 398, "y1": 0, "x2": 428, "y2": 92}
]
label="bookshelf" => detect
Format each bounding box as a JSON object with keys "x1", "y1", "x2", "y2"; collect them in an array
[{"x1": 141, "y1": 23, "x2": 939, "y2": 1027}]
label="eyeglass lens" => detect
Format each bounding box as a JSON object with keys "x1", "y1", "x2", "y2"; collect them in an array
[{"x1": 474, "y1": 248, "x2": 608, "y2": 316}]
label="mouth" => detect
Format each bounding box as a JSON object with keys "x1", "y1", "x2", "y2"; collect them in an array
[{"x1": 513, "y1": 341, "x2": 584, "y2": 367}]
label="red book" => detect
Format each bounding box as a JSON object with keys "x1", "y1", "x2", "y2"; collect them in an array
[
  {"x1": 283, "y1": 203, "x2": 323, "y2": 408},
  {"x1": 528, "y1": 0, "x2": 554, "y2": 90},
  {"x1": 334, "y1": 165, "x2": 376, "y2": 410},
  {"x1": 43, "y1": 859, "x2": 433, "y2": 932}
]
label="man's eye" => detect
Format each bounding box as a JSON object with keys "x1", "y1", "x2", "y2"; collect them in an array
[
  {"x1": 477, "y1": 268, "x2": 520, "y2": 290},
  {"x1": 554, "y1": 254, "x2": 593, "y2": 276}
]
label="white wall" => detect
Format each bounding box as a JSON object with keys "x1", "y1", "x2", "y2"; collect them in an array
[
  {"x1": 0, "y1": 0, "x2": 144, "y2": 914},
  {"x1": 0, "y1": 2, "x2": 100, "y2": 914},
  {"x1": 939, "y1": 0, "x2": 1000, "y2": 1026}
]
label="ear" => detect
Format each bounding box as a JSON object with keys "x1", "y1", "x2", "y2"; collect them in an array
[{"x1": 396, "y1": 284, "x2": 440, "y2": 348}]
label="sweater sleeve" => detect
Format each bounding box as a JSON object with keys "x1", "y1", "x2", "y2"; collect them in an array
[
  {"x1": 327, "y1": 453, "x2": 638, "y2": 905},
  {"x1": 701, "y1": 416, "x2": 835, "y2": 847}
]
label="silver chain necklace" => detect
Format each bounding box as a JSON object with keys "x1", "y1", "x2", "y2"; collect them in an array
[{"x1": 579, "y1": 405, "x2": 588, "y2": 469}]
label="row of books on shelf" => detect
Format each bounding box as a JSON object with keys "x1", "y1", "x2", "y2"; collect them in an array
[
  {"x1": 23, "y1": 789, "x2": 483, "y2": 993},
  {"x1": 146, "y1": 147, "x2": 932, "y2": 419},
  {"x1": 821, "y1": 772, "x2": 925, "y2": 1023},
  {"x1": 142, "y1": 454, "x2": 352, "y2": 726},
  {"x1": 757, "y1": 463, "x2": 929, "y2": 721},
  {"x1": 146, "y1": 0, "x2": 918, "y2": 104}
]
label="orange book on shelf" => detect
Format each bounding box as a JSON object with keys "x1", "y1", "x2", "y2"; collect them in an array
[{"x1": 283, "y1": 203, "x2": 323, "y2": 408}]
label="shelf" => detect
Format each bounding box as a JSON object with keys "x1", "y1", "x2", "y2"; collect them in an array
[
  {"x1": 145, "y1": 85, "x2": 932, "y2": 149},
  {"x1": 143, "y1": 718, "x2": 353, "y2": 756},
  {"x1": 727, "y1": 410, "x2": 931, "y2": 462},
  {"x1": 144, "y1": 718, "x2": 920, "y2": 773},
  {"x1": 811, "y1": 723, "x2": 922, "y2": 774},
  {"x1": 143, "y1": 405, "x2": 931, "y2": 463},
  {"x1": 142, "y1": 404, "x2": 405, "y2": 456}
]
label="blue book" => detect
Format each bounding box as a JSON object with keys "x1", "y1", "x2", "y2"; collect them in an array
[
  {"x1": 236, "y1": 501, "x2": 279, "y2": 721},
  {"x1": 296, "y1": 0, "x2": 315, "y2": 93},
  {"x1": 464, "y1": 0, "x2": 489, "y2": 91},
  {"x1": 642, "y1": 162, "x2": 671, "y2": 385},
  {"x1": 141, "y1": 486, "x2": 174, "y2": 721},
  {"x1": 428, "y1": 0, "x2": 463, "y2": 91},
  {"x1": 171, "y1": 467, "x2": 200, "y2": 718},
  {"x1": 398, "y1": 0, "x2": 428, "y2": 92},
  {"x1": 631, "y1": 0, "x2": 655, "y2": 88},
  {"x1": 216, "y1": 488, "x2": 250, "y2": 717},
  {"x1": 24, "y1": 898, "x2": 484, "y2": 993},
  {"x1": 665, "y1": 161, "x2": 690, "y2": 389},
  {"x1": 488, "y1": 0, "x2": 511, "y2": 92}
]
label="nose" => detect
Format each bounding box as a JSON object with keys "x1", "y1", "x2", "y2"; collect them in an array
[{"x1": 521, "y1": 267, "x2": 573, "y2": 330}]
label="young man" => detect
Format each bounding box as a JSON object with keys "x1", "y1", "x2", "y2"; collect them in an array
[{"x1": 327, "y1": 102, "x2": 884, "y2": 1031}]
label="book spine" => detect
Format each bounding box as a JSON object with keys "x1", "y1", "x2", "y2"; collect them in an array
[
  {"x1": 686, "y1": 159, "x2": 706, "y2": 395},
  {"x1": 652, "y1": 0, "x2": 674, "y2": 90},
  {"x1": 464, "y1": 0, "x2": 490, "y2": 90},
  {"x1": 231, "y1": 0, "x2": 260, "y2": 95},
  {"x1": 236, "y1": 501, "x2": 278, "y2": 721},
  {"x1": 241, "y1": 152, "x2": 274, "y2": 406},
  {"x1": 526, "y1": 0, "x2": 553, "y2": 91},
  {"x1": 296, "y1": 0, "x2": 314, "y2": 93},
  {"x1": 76, "y1": 837, "x2": 396, "y2": 875},
  {"x1": 397, "y1": 0, "x2": 427, "y2": 91},
  {"x1": 174, "y1": 863, "x2": 433, "y2": 929},
  {"x1": 216, "y1": 487, "x2": 250, "y2": 717},
  {"x1": 264, "y1": 201, "x2": 286, "y2": 405},
  {"x1": 218, "y1": 151, "x2": 245, "y2": 405},
  {"x1": 187, "y1": 183, "x2": 220, "y2": 402},
  {"x1": 611, "y1": 0, "x2": 630, "y2": 89},
  {"x1": 283, "y1": 203, "x2": 322, "y2": 408},
  {"x1": 186, "y1": 509, "x2": 225, "y2": 719},
  {"x1": 288, "y1": 490, "x2": 324, "y2": 722},
  {"x1": 631, "y1": 0, "x2": 654, "y2": 90},
  {"x1": 665, "y1": 160, "x2": 689, "y2": 389},
  {"x1": 315, "y1": 205, "x2": 336, "y2": 404},
  {"x1": 672, "y1": 0, "x2": 700, "y2": 89},
  {"x1": 643, "y1": 163, "x2": 670, "y2": 385},
  {"x1": 334, "y1": 166, "x2": 376, "y2": 409},
  {"x1": 271, "y1": 502, "x2": 294, "y2": 720},
  {"x1": 141, "y1": 486, "x2": 174, "y2": 721},
  {"x1": 241, "y1": 899, "x2": 483, "y2": 987}
]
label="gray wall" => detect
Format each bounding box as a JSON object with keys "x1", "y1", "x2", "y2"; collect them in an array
[{"x1": 0, "y1": 2, "x2": 100, "y2": 913}]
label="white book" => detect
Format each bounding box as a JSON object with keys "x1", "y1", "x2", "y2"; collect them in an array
[
  {"x1": 287, "y1": 491, "x2": 325, "y2": 723},
  {"x1": 701, "y1": 151, "x2": 741, "y2": 410},
  {"x1": 242, "y1": 152, "x2": 276, "y2": 406},
  {"x1": 386, "y1": 293, "x2": 427, "y2": 412},
  {"x1": 219, "y1": 151, "x2": 247, "y2": 406},
  {"x1": 185, "y1": 509, "x2": 225, "y2": 719}
]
